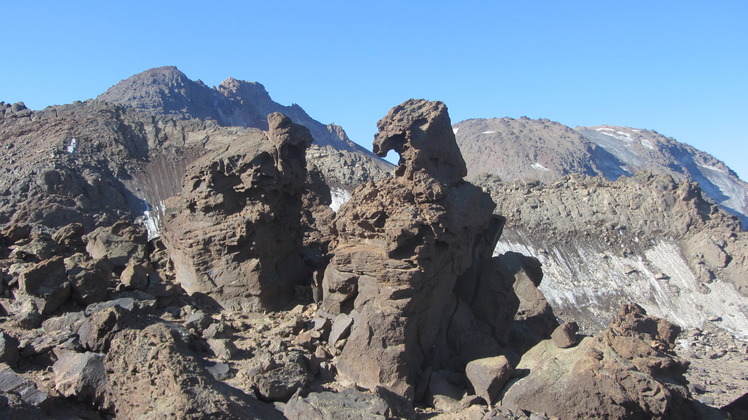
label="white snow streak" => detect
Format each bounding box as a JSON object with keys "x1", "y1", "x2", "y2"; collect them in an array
[
  {"x1": 66, "y1": 138, "x2": 78, "y2": 154},
  {"x1": 532, "y1": 162, "x2": 550, "y2": 171},
  {"x1": 329, "y1": 188, "x2": 351, "y2": 213},
  {"x1": 640, "y1": 139, "x2": 654, "y2": 150}
]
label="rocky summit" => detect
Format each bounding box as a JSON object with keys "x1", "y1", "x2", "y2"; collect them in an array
[{"x1": 0, "y1": 68, "x2": 747, "y2": 419}]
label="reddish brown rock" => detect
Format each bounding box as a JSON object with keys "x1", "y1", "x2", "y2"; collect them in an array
[
  {"x1": 321, "y1": 99, "x2": 502, "y2": 399},
  {"x1": 551, "y1": 321, "x2": 579, "y2": 348},
  {"x1": 162, "y1": 113, "x2": 313, "y2": 311}
]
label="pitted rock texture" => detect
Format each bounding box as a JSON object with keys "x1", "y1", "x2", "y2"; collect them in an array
[
  {"x1": 162, "y1": 113, "x2": 313, "y2": 311},
  {"x1": 321, "y1": 99, "x2": 503, "y2": 399},
  {"x1": 374, "y1": 99, "x2": 466, "y2": 186}
]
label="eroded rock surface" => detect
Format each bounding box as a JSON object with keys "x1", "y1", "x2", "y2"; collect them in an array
[
  {"x1": 321, "y1": 99, "x2": 505, "y2": 399},
  {"x1": 162, "y1": 113, "x2": 313, "y2": 311}
]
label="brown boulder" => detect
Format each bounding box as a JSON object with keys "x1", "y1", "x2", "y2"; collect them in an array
[
  {"x1": 551, "y1": 321, "x2": 579, "y2": 348},
  {"x1": 102, "y1": 323, "x2": 280, "y2": 419},
  {"x1": 162, "y1": 113, "x2": 313, "y2": 311}
]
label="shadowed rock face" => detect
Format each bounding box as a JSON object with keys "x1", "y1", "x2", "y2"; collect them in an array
[
  {"x1": 162, "y1": 113, "x2": 313, "y2": 311},
  {"x1": 321, "y1": 99, "x2": 503, "y2": 399}
]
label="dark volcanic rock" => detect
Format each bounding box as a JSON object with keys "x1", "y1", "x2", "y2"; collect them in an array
[
  {"x1": 163, "y1": 113, "x2": 313, "y2": 311},
  {"x1": 321, "y1": 99, "x2": 502, "y2": 399}
]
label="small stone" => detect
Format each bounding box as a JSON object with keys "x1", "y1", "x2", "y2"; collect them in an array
[
  {"x1": 551, "y1": 321, "x2": 579, "y2": 348},
  {"x1": 328, "y1": 313, "x2": 353, "y2": 345},
  {"x1": 206, "y1": 339, "x2": 237, "y2": 360},
  {"x1": 205, "y1": 361, "x2": 231, "y2": 381},
  {"x1": 0, "y1": 333, "x2": 20, "y2": 366}
]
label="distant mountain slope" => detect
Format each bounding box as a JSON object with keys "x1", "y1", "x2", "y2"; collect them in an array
[
  {"x1": 475, "y1": 172, "x2": 748, "y2": 337},
  {"x1": 454, "y1": 118, "x2": 748, "y2": 227},
  {"x1": 97, "y1": 66, "x2": 386, "y2": 165}
]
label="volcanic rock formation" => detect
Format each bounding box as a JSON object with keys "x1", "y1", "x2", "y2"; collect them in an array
[
  {"x1": 162, "y1": 113, "x2": 314, "y2": 311},
  {"x1": 320, "y1": 99, "x2": 514, "y2": 400}
]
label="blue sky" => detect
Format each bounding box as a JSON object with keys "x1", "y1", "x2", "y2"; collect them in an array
[{"x1": 2, "y1": 1, "x2": 746, "y2": 179}]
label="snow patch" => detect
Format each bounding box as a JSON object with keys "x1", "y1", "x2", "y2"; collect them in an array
[
  {"x1": 140, "y1": 201, "x2": 165, "y2": 240},
  {"x1": 698, "y1": 163, "x2": 728, "y2": 175},
  {"x1": 640, "y1": 138, "x2": 654, "y2": 150},
  {"x1": 330, "y1": 188, "x2": 351, "y2": 213},
  {"x1": 452, "y1": 127, "x2": 460, "y2": 134},
  {"x1": 482, "y1": 130, "x2": 497, "y2": 134},
  {"x1": 66, "y1": 138, "x2": 78, "y2": 154},
  {"x1": 595, "y1": 128, "x2": 633, "y2": 143},
  {"x1": 531, "y1": 162, "x2": 550, "y2": 171}
]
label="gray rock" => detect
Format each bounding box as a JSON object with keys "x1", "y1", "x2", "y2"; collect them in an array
[
  {"x1": 41, "y1": 311, "x2": 86, "y2": 333},
  {"x1": 284, "y1": 387, "x2": 392, "y2": 420},
  {"x1": 10, "y1": 298, "x2": 42, "y2": 329},
  {"x1": 84, "y1": 223, "x2": 146, "y2": 268},
  {"x1": 465, "y1": 355, "x2": 514, "y2": 405},
  {"x1": 78, "y1": 306, "x2": 129, "y2": 352},
  {"x1": 202, "y1": 321, "x2": 234, "y2": 339},
  {"x1": 52, "y1": 350, "x2": 106, "y2": 403},
  {"x1": 205, "y1": 361, "x2": 231, "y2": 381},
  {"x1": 184, "y1": 311, "x2": 212, "y2": 333},
  {"x1": 0, "y1": 333, "x2": 19, "y2": 366},
  {"x1": 207, "y1": 339, "x2": 237, "y2": 360},
  {"x1": 0, "y1": 363, "x2": 50, "y2": 409},
  {"x1": 119, "y1": 261, "x2": 152, "y2": 290},
  {"x1": 250, "y1": 350, "x2": 312, "y2": 402},
  {"x1": 66, "y1": 256, "x2": 113, "y2": 305},
  {"x1": 17, "y1": 256, "x2": 70, "y2": 314},
  {"x1": 328, "y1": 312, "x2": 353, "y2": 346}
]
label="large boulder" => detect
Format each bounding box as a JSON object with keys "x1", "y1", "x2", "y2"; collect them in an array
[
  {"x1": 501, "y1": 304, "x2": 699, "y2": 419},
  {"x1": 321, "y1": 99, "x2": 503, "y2": 399},
  {"x1": 101, "y1": 323, "x2": 281, "y2": 419},
  {"x1": 162, "y1": 113, "x2": 313, "y2": 311},
  {"x1": 17, "y1": 256, "x2": 70, "y2": 315}
]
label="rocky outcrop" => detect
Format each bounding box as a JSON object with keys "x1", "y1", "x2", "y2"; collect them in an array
[
  {"x1": 103, "y1": 322, "x2": 282, "y2": 419},
  {"x1": 320, "y1": 99, "x2": 505, "y2": 399},
  {"x1": 162, "y1": 113, "x2": 313, "y2": 311},
  {"x1": 501, "y1": 304, "x2": 706, "y2": 419}
]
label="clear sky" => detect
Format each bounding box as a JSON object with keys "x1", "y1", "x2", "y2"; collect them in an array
[{"x1": 2, "y1": 1, "x2": 746, "y2": 179}]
